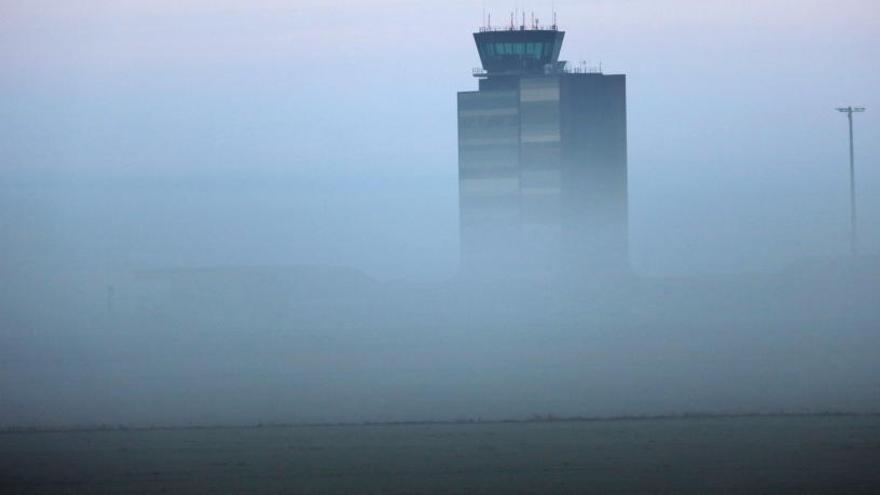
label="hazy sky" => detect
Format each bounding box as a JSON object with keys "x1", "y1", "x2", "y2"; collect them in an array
[
  {"x1": 1, "y1": 0, "x2": 878, "y2": 278},
  {"x1": 2, "y1": 1, "x2": 880, "y2": 428}
]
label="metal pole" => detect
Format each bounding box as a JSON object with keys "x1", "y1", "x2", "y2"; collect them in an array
[
  {"x1": 837, "y1": 106, "x2": 865, "y2": 256},
  {"x1": 848, "y1": 108, "x2": 857, "y2": 256}
]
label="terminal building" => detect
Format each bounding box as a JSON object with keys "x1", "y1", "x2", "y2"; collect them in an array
[{"x1": 458, "y1": 21, "x2": 627, "y2": 275}]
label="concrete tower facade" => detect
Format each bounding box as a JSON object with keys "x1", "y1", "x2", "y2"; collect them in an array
[{"x1": 458, "y1": 24, "x2": 627, "y2": 276}]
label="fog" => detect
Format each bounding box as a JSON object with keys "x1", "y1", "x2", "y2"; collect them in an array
[{"x1": 1, "y1": 0, "x2": 879, "y2": 428}]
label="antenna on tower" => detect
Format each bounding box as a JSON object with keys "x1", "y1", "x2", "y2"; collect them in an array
[{"x1": 552, "y1": 3, "x2": 558, "y2": 30}]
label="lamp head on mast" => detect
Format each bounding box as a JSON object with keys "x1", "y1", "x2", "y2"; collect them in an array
[{"x1": 836, "y1": 107, "x2": 866, "y2": 113}]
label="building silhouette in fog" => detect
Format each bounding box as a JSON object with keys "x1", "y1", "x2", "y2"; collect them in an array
[{"x1": 458, "y1": 21, "x2": 627, "y2": 275}]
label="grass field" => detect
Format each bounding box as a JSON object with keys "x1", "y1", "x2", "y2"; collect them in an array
[{"x1": 2, "y1": 415, "x2": 879, "y2": 494}]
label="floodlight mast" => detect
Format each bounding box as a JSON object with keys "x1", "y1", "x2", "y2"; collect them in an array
[{"x1": 836, "y1": 106, "x2": 866, "y2": 256}]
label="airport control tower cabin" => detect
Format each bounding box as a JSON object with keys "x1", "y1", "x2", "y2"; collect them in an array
[{"x1": 458, "y1": 20, "x2": 628, "y2": 277}]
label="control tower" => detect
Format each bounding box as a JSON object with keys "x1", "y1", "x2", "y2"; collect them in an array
[{"x1": 458, "y1": 20, "x2": 628, "y2": 276}]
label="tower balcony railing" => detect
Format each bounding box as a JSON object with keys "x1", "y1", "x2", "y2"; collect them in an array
[
  {"x1": 472, "y1": 62, "x2": 602, "y2": 78},
  {"x1": 562, "y1": 63, "x2": 603, "y2": 74}
]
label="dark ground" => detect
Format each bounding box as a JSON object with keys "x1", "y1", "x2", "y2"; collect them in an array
[{"x1": 2, "y1": 415, "x2": 879, "y2": 494}]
